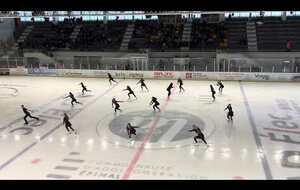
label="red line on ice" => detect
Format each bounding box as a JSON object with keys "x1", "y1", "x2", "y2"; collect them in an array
[
  {"x1": 121, "y1": 88, "x2": 175, "y2": 179},
  {"x1": 31, "y1": 159, "x2": 41, "y2": 164}
]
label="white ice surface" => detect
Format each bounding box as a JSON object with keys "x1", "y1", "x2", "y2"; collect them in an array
[{"x1": 0, "y1": 76, "x2": 299, "y2": 179}]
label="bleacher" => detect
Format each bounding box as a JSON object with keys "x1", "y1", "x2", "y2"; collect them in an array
[
  {"x1": 256, "y1": 19, "x2": 300, "y2": 50},
  {"x1": 20, "y1": 21, "x2": 75, "y2": 50},
  {"x1": 13, "y1": 16, "x2": 300, "y2": 52},
  {"x1": 128, "y1": 20, "x2": 184, "y2": 50},
  {"x1": 224, "y1": 19, "x2": 248, "y2": 50},
  {"x1": 73, "y1": 20, "x2": 128, "y2": 51},
  {"x1": 190, "y1": 19, "x2": 228, "y2": 50}
]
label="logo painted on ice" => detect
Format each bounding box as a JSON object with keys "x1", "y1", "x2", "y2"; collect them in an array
[{"x1": 98, "y1": 111, "x2": 216, "y2": 149}]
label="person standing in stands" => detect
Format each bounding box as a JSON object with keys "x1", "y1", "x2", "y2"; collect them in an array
[{"x1": 287, "y1": 40, "x2": 292, "y2": 52}]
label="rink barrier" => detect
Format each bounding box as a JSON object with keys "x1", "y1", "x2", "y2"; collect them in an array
[
  {"x1": 0, "y1": 68, "x2": 10, "y2": 75},
  {"x1": 6, "y1": 68, "x2": 300, "y2": 81},
  {"x1": 9, "y1": 66, "x2": 27, "y2": 75}
]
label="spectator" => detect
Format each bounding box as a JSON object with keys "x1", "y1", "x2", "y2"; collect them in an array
[{"x1": 287, "y1": 40, "x2": 292, "y2": 52}]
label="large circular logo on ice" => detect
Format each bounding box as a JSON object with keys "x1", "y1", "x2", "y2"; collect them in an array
[{"x1": 97, "y1": 110, "x2": 216, "y2": 149}]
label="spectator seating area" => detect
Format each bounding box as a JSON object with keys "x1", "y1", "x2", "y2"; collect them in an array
[
  {"x1": 73, "y1": 21, "x2": 128, "y2": 51},
  {"x1": 128, "y1": 20, "x2": 184, "y2": 50},
  {"x1": 19, "y1": 20, "x2": 75, "y2": 50},
  {"x1": 190, "y1": 19, "x2": 228, "y2": 50},
  {"x1": 256, "y1": 20, "x2": 300, "y2": 50},
  {"x1": 13, "y1": 17, "x2": 300, "y2": 51},
  {"x1": 224, "y1": 20, "x2": 248, "y2": 50}
]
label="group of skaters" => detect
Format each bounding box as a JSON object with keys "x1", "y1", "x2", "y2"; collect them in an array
[{"x1": 20, "y1": 73, "x2": 234, "y2": 144}]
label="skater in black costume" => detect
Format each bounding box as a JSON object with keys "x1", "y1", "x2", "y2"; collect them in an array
[
  {"x1": 62, "y1": 113, "x2": 76, "y2": 134},
  {"x1": 166, "y1": 82, "x2": 174, "y2": 97},
  {"x1": 217, "y1": 80, "x2": 224, "y2": 94},
  {"x1": 108, "y1": 73, "x2": 117, "y2": 85},
  {"x1": 126, "y1": 123, "x2": 139, "y2": 139},
  {"x1": 177, "y1": 78, "x2": 185, "y2": 93},
  {"x1": 149, "y1": 97, "x2": 160, "y2": 111},
  {"x1": 123, "y1": 85, "x2": 137, "y2": 99},
  {"x1": 137, "y1": 78, "x2": 149, "y2": 92},
  {"x1": 188, "y1": 124, "x2": 208, "y2": 146},
  {"x1": 21, "y1": 105, "x2": 39, "y2": 125},
  {"x1": 112, "y1": 98, "x2": 123, "y2": 113},
  {"x1": 65, "y1": 92, "x2": 81, "y2": 106},
  {"x1": 224, "y1": 104, "x2": 234, "y2": 120},
  {"x1": 210, "y1": 84, "x2": 216, "y2": 101},
  {"x1": 79, "y1": 82, "x2": 91, "y2": 95}
]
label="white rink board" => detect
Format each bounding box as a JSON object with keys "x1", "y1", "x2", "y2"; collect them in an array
[
  {"x1": 0, "y1": 76, "x2": 299, "y2": 179},
  {"x1": 9, "y1": 67, "x2": 300, "y2": 82}
]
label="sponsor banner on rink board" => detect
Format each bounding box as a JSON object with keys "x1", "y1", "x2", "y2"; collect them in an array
[
  {"x1": 153, "y1": 71, "x2": 175, "y2": 79},
  {"x1": 0, "y1": 68, "x2": 10, "y2": 75},
  {"x1": 185, "y1": 72, "x2": 208, "y2": 80},
  {"x1": 9, "y1": 67, "x2": 27, "y2": 75},
  {"x1": 57, "y1": 69, "x2": 82, "y2": 77},
  {"x1": 28, "y1": 68, "x2": 56, "y2": 76},
  {"x1": 114, "y1": 71, "x2": 145, "y2": 79}
]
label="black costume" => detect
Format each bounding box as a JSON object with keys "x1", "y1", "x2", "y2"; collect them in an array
[
  {"x1": 63, "y1": 113, "x2": 75, "y2": 133},
  {"x1": 189, "y1": 125, "x2": 208, "y2": 145},
  {"x1": 123, "y1": 86, "x2": 137, "y2": 99},
  {"x1": 149, "y1": 97, "x2": 160, "y2": 111},
  {"x1": 224, "y1": 104, "x2": 234, "y2": 120},
  {"x1": 112, "y1": 98, "x2": 122, "y2": 112},
  {"x1": 217, "y1": 80, "x2": 224, "y2": 93},
  {"x1": 21, "y1": 105, "x2": 39, "y2": 125},
  {"x1": 167, "y1": 82, "x2": 174, "y2": 97},
  {"x1": 126, "y1": 123, "x2": 139, "y2": 138},
  {"x1": 137, "y1": 78, "x2": 149, "y2": 92},
  {"x1": 210, "y1": 84, "x2": 216, "y2": 101},
  {"x1": 108, "y1": 73, "x2": 117, "y2": 85},
  {"x1": 80, "y1": 82, "x2": 91, "y2": 95},
  {"x1": 177, "y1": 78, "x2": 184, "y2": 93},
  {"x1": 65, "y1": 92, "x2": 81, "y2": 106}
]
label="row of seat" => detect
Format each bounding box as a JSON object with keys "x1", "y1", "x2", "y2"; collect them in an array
[{"x1": 15, "y1": 18, "x2": 300, "y2": 51}]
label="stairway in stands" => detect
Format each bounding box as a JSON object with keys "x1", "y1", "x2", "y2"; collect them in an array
[
  {"x1": 120, "y1": 23, "x2": 135, "y2": 51},
  {"x1": 180, "y1": 21, "x2": 192, "y2": 51},
  {"x1": 246, "y1": 22, "x2": 258, "y2": 51},
  {"x1": 14, "y1": 25, "x2": 34, "y2": 50},
  {"x1": 70, "y1": 25, "x2": 82, "y2": 44}
]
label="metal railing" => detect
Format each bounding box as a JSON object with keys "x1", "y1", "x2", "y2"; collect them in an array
[{"x1": 1, "y1": 55, "x2": 300, "y2": 73}]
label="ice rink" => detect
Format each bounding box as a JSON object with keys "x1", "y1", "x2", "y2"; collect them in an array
[{"x1": 0, "y1": 75, "x2": 299, "y2": 180}]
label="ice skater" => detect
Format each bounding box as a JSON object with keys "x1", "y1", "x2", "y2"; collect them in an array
[
  {"x1": 112, "y1": 97, "x2": 123, "y2": 113},
  {"x1": 149, "y1": 97, "x2": 160, "y2": 111},
  {"x1": 224, "y1": 104, "x2": 234, "y2": 120},
  {"x1": 177, "y1": 78, "x2": 185, "y2": 93},
  {"x1": 188, "y1": 124, "x2": 208, "y2": 146},
  {"x1": 79, "y1": 82, "x2": 91, "y2": 95},
  {"x1": 217, "y1": 80, "x2": 224, "y2": 94},
  {"x1": 21, "y1": 105, "x2": 39, "y2": 125},
  {"x1": 126, "y1": 123, "x2": 139, "y2": 139},
  {"x1": 123, "y1": 85, "x2": 137, "y2": 99},
  {"x1": 167, "y1": 82, "x2": 174, "y2": 97},
  {"x1": 137, "y1": 78, "x2": 149, "y2": 92},
  {"x1": 65, "y1": 92, "x2": 81, "y2": 106},
  {"x1": 62, "y1": 113, "x2": 77, "y2": 134},
  {"x1": 108, "y1": 73, "x2": 117, "y2": 85},
  {"x1": 210, "y1": 84, "x2": 216, "y2": 101}
]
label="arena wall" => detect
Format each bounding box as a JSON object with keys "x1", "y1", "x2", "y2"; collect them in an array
[{"x1": 7, "y1": 67, "x2": 300, "y2": 81}]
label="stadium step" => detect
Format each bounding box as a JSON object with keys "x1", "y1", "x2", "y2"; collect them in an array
[
  {"x1": 246, "y1": 21, "x2": 258, "y2": 51},
  {"x1": 120, "y1": 23, "x2": 135, "y2": 51}
]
